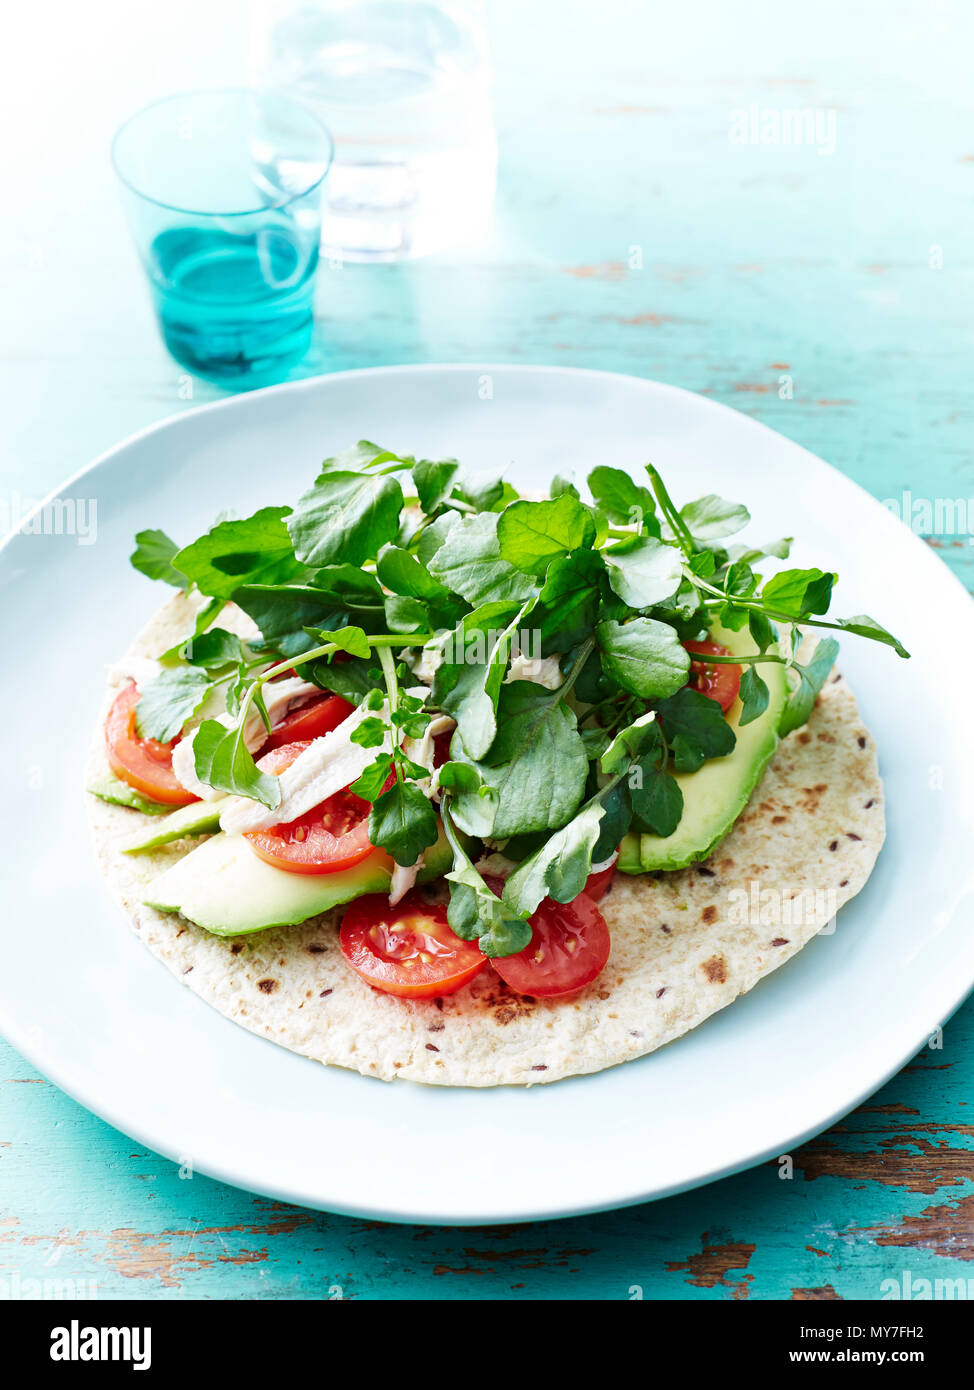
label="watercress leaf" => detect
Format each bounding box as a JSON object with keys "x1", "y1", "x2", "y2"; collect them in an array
[
  {"x1": 604, "y1": 535, "x2": 683, "y2": 609},
  {"x1": 779, "y1": 637, "x2": 841, "y2": 736},
  {"x1": 452, "y1": 468, "x2": 506, "y2": 511},
  {"x1": 437, "y1": 760, "x2": 482, "y2": 793},
  {"x1": 350, "y1": 752, "x2": 394, "y2": 801},
  {"x1": 318, "y1": 440, "x2": 408, "y2": 474},
  {"x1": 433, "y1": 602, "x2": 529, "y2": 762},
  {"x1": 572, "y1": 645, "x2": 619, "y2": 704},
  {"x1": 680, "y1": 494, "x2": 750, "y2": 541},
  {"x1": 350, "y1": 716, "x2": 388, "y2": 749},
  {"x1": 738, "y1": 666, "x2": 771, "y2": 726},
  {"x1": 445, "y1": 866, "x2": 531, "y2": 957},
  {"x1": 415, "y1": 509, "x2": 461, "y2": 566},
  {"x1": 731, "y1": 537, "x2": 793, "y2": 564},
  {"x1": 368, "y1": 780, "x2": 439, "y2": 866},
  {"x1": 496, "y1": 495, "x2": 596, "y2": 577},
  {"x1": 192, "y1": 717, "x2": 281, "y2": 810},
  {"x1": 412, "y1": 457, "x2": 459, "y2": 513},
  {"x1": 748, "y1": 609, "x2": 776, "y2": 653},
  {"x1": 135, "y1": 667, "x2": 212, "y2": 741},
  {"x1": 592, "y1": 780, "x2": 633, "y2": 861},
  {"x1": 832, "y1": 614, "x2": 909, "y2": 659},
  {"x1": 503, "y1": 799, "x2": 606, "y2": 917},
  {"x1": 130, "y1": 529, "x2": 187, "y2": 588},
  {"x1": 600, "y1": 711, "x2": 660, "y2": 774},
  {"x1": 319, "y1": 624, "x2": 372, "y2": 659},
  {"x1": 550, "y1": 472, "x2": 579, "y2": 499},
  {"x1": 581, "y1": 725, "x2": 611, "y2": 759},
  {"x1": 173, "y1": 507, "x2": 304, "y2": 599},
  {"x1": 762, "y1": 567, "x2": 836, "y2": 617},
  {"x1": 654, "y1": 686, "x2": 737, "y2": 768},
  {"x1": 180, "y1": 628, "x2": 245, "y2": 670},
  {"x1": 376, "y1": 542, "x2": 450, "y2": 600},
  {"x1": 587, "y1": 466, "x2": 657, "y2": 529},
  {"x1": 384, "y1": 594, "x2": 430, "y2": 633},
  {"x1": 629, "y1": 764, "x2": 684, "y2": 836},
  {"x1": 233, "y1": 583, "x2": 344, "y2": 657},
  {"x1": 475, "y1": 909, "x2": 533, "y2": 959},
  {"x1": 451, "y1": 683, "x2": 589, "y2": 838},
  {"x1": 287, "y1": 470, "x2": 404, "y2": 567},
  {"x1": 537, "y1": 548, "x2": 605, "y2": 654},
  {"x1": 306, "y1": 656, "x2": 378, "y2": 704},
  {"x1": 596, "y1": 617, "x2": 691, "y2": 698},
  {"x1": 427, "y1": 511, "x2": 536, "y2": 606},
  {"x1": 689, "y1": 548, "x2": 718, "y2": 578},
  {"x1": 313, "y1": 564, "x2": 386, "y2": 610}
]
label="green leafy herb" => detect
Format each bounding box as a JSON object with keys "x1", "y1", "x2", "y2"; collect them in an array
[
  {"x1": 738, "y1": 666, "x2": 771, "y2": 726},
  {"x1": 654, "y1": 686, "x2": 736, "y2": 772},
  {"x1": 596, "y1": 618, "x2": 691, "y2": 698},
  {"x1": 587, "y1": 466, "x2": 657, "y2": 529},
  {"x1": 680, "y1": 494, "x2": 750, "y2": 541},
  {"x1": 427, "y1": 511, "x2": 536, "y2": 606},
  {"x1": 368, "y1": 780, "x2": 439, "y2": 867},
  {"x1": 135, "y1": 667, "x2": 212, "y2": 741},
  {"x1": 603, "y1": 535, "x2": 683, "y2": 609},
  {"x1": 502, "y1": 799, "x2": 606, "y2": 917},
  {"x1": 288, "y1": 469, "x2": 404, "y2": 567},
  {"x1": 412, "y1": 458, "x2": 459, "y2": 513},
  {"x1": 172, "y1": 507, "x2": 303, "y2": 598},
  {"x1": 131, "y1": 529, "x2": 187, "y2": 588},
  {"x1": 497, "y1": 494, "x2": 596, "y2": 577},
  {"x1": 779, "y1": 637, "x2": 841, "y2": 737},
  {"x1": 629, "y1": 763, "x2": 684, "y2": 836},
  {"x1": 192, "y1": 718, "x2": 281, "y2": 810},
  {"x1": 761, "y1": 567, "x2": 836, "y2": 618},
  {"x1": 451, "y1": 681, "x2": 589, "y2": 838}
]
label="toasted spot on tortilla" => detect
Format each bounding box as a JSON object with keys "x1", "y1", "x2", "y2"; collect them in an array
[
  {"x1": 702, "y1": 905, "x2": 718, "y2": 925},
  {"x1": 770, "y1": 937, "x2": 789, "y2": 947},
  {"x1": 702, "y1": 954, "x2": 727, "y2": 983},
  {"x1": 257, "y1": 977, "x2": 278, "y2": 994}
]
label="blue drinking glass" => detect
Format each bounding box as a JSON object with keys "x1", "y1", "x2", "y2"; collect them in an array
[{"x1": 113, "y1": 90, "x2": 332, "y2": 384}]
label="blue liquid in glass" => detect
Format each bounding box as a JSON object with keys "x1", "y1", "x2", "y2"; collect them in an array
[{"x1": 149, "y1": 226, "x2": 317, "y2": 383}]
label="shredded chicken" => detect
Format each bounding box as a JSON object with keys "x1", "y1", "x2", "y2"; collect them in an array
[
  {"x1": 506, "y1": 652, "x2": 563, "y2": 690},
  {"x1": 219, "y1": 696, "x2": 393, "y2": 833},
  {"x1": 172, "y1": 676, "x2": 320, "y2": 801}
]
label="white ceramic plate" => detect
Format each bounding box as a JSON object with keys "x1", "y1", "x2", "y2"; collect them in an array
[{"x1": 3, "y1": 365, "x2": 973, "y2": 1225}]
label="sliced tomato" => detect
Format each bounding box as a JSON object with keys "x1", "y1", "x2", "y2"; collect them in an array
[
  {"x1": 258, "y1": 693, "x2": 354, "y2": 754},
  {"x1": 243, "y1": 740, "x2": 375, "y2": 876},
  {"x1": 491, "y1": 891, "x2": 611, "y2": 998},
  {"x1": 340, "y1": 892, "x2": 487, "y2": 998},
  {"x1": 432, "y1": 731, "x2": 452, "y2": 768},
  {"x1": 585, "y1": 861, "x2": 618, "y2": 902},
  {"x1": 105, "y1": 682, "x2": 198, "y2": 806},
  {"x1": 683, "y1": 639, "x2": 742, "y2": 713}
]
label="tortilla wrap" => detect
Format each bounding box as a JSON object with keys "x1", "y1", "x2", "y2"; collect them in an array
[{"x1": 86, "y1": 593, "x2": 885, "y2": 1087}]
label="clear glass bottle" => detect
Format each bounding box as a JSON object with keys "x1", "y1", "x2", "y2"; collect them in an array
[{"x1": 250, "y1": 0, "x2": 497, "y2": 261}]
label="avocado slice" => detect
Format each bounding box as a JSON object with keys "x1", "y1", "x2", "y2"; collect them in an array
[
  {"x1": 122, "y1": 797, "x2": 230, "y2": 854},
  {"x1": 87, "y1": 771, "x2": 172, "y2": 816},
  {"x1": 143, "y1": 823, "x2": 454, "y2": 936},
  {"x1": 618, "y1": 622, "x2": 788, "y2": 874}
]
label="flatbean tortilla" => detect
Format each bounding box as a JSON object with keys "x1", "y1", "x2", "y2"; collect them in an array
[{"x1": 86, "y1": 593, "x2": 885, "y2": 1087}]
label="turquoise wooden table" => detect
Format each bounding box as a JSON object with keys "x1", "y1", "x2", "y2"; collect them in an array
[{"x1": 3, "y1": 1, "x2": 973, "y2": 1299}]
